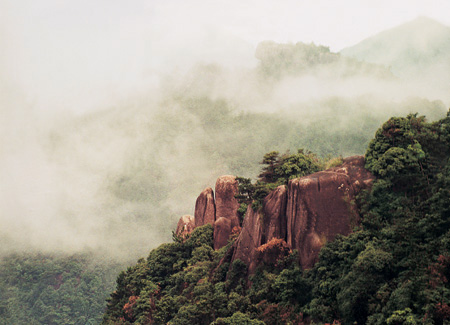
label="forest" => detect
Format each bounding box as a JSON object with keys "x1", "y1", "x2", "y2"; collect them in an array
[
  {"x1": 0, "y1": 253, "x2": 122, "y2": 324},
  {"x1": 102, "y1": 111, "x2": 450, "y2": 324}
]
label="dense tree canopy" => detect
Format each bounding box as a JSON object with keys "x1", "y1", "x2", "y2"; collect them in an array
[
  {"x1": 0, "y1": 253, "x2": 122, "y2": 325},
  {"x1": 103, "y1": 110, "x2": 450, "y2": 324}
]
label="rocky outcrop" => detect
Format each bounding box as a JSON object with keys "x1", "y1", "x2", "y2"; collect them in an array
[
  {"x1": 194, "y1": 187, "x2": 216, "y2": 228},
  {"x1": 175, "y1": 156, "x2": 374, "y2": 272},
  {"x1": 286, "y1": 156, "x2": 373, "y2": 269},
  {"x1": 214, "y1": 217, "x2": 233, "y2": 250},
  {"x1": 183, "y1": 176, "x2": 240, "y2": 250},
  {"x1": 262, "y1": 185, "x2": 288, "y2": 243},
  {"x1": 215, "y1": 176, "x2": 240, "y2": 229},
  {"x1": 230, "y1": 155, "x2": 374, "y2": 272},
  {"x1": 231, "y1": 206, "x2": 263, "y2": 273},
  {"x1": 231, "y1": 185, "x2": 287, "y2": 274},
  {"x1": 175, "y1": 215, "x2": 195, "y2": 238}
]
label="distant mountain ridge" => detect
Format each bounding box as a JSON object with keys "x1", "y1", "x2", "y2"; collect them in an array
[{"x1": 340, "y1": 16, "x2": 450, "y2": 78}]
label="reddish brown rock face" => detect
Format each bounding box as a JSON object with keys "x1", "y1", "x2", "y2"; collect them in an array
[
  {"x1": 287, "y1": 173, "x2": 355, "y2": 268},
  {"x1": 178, "y1": 156, "x2": 374, "y2": 273},
  {"x1": 286, "y1": 156, "x2": 374, "y2": 269},
  {"x1": 232, "y1": 185, "x2": 287, "y2": 274},
  {"x1": 194, "y1": 187, "x2": 216, "y2": 228},
  {"x1": 231, "y1": 206, "x2": 263, "y2": 273},
  {"x1": 175, "y1": 215, "x2": 195, "y2": 238},
  {"x1": 215, "y1": 176, "x2": 240, "y2": 229},
  {"x1": 262, "y1": 185, "x2": 288, "y2": 243},
  {"x1": 230, "y1": 155, "x2": 374, "y2": 273},
  {"x1": 214, "y1": 217, "x2": 233, "y2": 250}
]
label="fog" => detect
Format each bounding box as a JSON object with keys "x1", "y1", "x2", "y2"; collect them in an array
[{"x1": 1, "y1": 1, "x2": 450, "y2": 261}]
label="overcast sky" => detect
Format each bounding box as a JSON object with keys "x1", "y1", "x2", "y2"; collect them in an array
[{"x1": 2, "y1": 0, "x2": 450, "y2": 112}]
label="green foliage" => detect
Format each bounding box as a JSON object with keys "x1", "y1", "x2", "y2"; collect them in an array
[
  {"x1": 258, "y1": 151, "x2": 281, "y2": 183},
  {"x1": 386, "y1": 308, "x2": 419, "y2": 325},
  {"x1": 185, "y1": 224, "x2": 215, "y2": 249},
  {"x1": 226, "y1": 260, "x2": 248, "y2": 293},
  {"x1": 0, "y1": 252, "x2": 121, "y2": 325},
  {"x1": 236, "y1": 149, "x2": 323, "y2": 217},
  {"x1": 273, "y1": 267, "x2": 311, "y2": 306},
  {"x1": 103, "y1": 221, "x2": 311, "y2": 324},
  {"x1": 258, "y1": 149, "x2": 322, "y2": 185},
  {"x1": 305, "y1": 111, "x2": 450, "y2": 324},
  {"x1": 103, "y1": 110, "x2": 450, "y2": 324},
  {"x1": 273, "y1": 149, "x2": 323, "y2": 184},
  {"x1": 235, "y1": 176, "x2": 277, "y2": 212},
  {"x1": 324, "y1": 155, "x2": 344, "y2": 169},
  {"x1": 211, "y1": 312, "x2": 265, "y2": 325}
]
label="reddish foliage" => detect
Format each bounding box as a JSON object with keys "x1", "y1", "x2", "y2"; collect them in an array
[
  {"x1": 123, "y1": 295, "x2": 139, "y2": 320},
  {"x1": 230, "y1": 226, "x2": 242, "y2": 240},
  {"x1": 258, "y1": 301, "x2": 305, "y2": 324},
  {"x1": 434, "y1": 303, "x2": 450, "y2": 321},
  {"x1": 261, "y1": 303, "x2": 278, "y2": 324},
  {"x1": 257, "y1": 238, "x2": 291, "y2": 255},
  {"x1": 53, "y1": 273, "x2": 63, "y2": 290},
  {"x1": 154, "y1": 284, "x2": 161, "y2": 297},
  {"x1": 428, "y1": 255, "x2": 450, "y2": 288},
  {"x1": 257, "y1": 238, "x2": 291, "y2": 268}
]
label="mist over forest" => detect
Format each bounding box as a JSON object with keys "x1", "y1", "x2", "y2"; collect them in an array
[
  {"x1": 1, "y1": 17, "x2": 450, "y2": 262},
  {"x1": 2, "y1": 2, "x2": 450, "y2": 322}
]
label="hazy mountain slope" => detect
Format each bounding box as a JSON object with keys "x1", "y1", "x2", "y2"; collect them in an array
[
  {"x1": 341, "y1": 17, "x2": 450, "y2": 102},
  {"x1": 341, "y1": 17, "x2": 450, "y2": 75},
  {"x1": 2, "y1": 40, "x2": 446, "y2": 263}
]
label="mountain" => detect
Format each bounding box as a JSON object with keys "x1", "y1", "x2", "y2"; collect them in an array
[
  {"x1": 102, "y1": 109, "x2": 450, "y2": 324},
  {"x1": 341, "y1": 16, "x2": 450, "y2": 77},
  {"x1": 341, "y1": 17, "x2": 450, "y2": 103},
  {"x1": 255, "y1": 40, "x2": 393, "y2": 79}
]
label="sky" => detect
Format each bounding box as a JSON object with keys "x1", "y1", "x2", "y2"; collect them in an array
[{"x1": 2, "y1": 0, "x2": 450, "y2": 113}]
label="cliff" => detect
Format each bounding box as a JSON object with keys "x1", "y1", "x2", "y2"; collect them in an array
[{"x1": 176, "y1": 155, "x2": 374, "y2": 271}]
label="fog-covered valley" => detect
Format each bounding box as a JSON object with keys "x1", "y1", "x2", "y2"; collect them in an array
[
  {"x1": 1, "y1": 2, "x2": 450, "y2": 322},
  {"x1": 2, "y1": 16, "x2": 450, "y2": 261}
]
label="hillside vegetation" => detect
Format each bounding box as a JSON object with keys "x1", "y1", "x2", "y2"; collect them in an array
[
  {"x1": 0, "y1": 253, "x2": 122, "y2": 325},
  {"x1": 103, "y1": 110, "x2": 450, "y2": 324}
]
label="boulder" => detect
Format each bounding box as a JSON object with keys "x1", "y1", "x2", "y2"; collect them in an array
[
  {"x1": 230, "y1": 155, "x2": 374, "y2": 272},
  {"x1": 231, "y1": 205, "x2": 263, "y2": 273},
  {"x1": 231, "y1": 185, "x2": 287, "y2": 274},
  {"x1": 194, "y1": 187, "x2": 216, "y2": 228},
  {"x1": 214, "y1": 217, "x2": 233, "y2": 250},
  {"x1": 179, "y1": 156, "x2": 374, "y2": 273},
  {"x1": 286, "y1": 156, "x2": 374, "y2": 269},
  {"x1": 175, "y1": 215, "x2": 195, "y2": 238},
  {"x1": 215, "y1": 176, "x2": 240, "y2": 229},
  {"x1": 262, "y1": 185, "x2": 288, "y2": 243}
]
